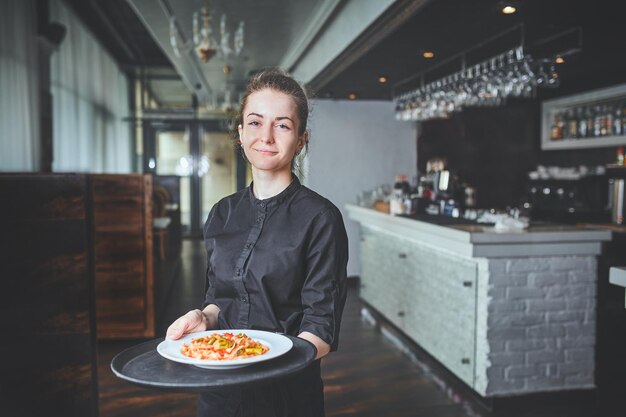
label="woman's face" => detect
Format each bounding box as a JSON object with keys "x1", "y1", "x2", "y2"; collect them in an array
[{"x1": 238, "y1": 89, "x2": 307, "y2": 177}]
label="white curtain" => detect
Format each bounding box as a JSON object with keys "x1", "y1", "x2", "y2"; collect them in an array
[
  {"x1": 0, "y1": 0, "x2": 40, "y2": 172},
  {"x1": 50, "y1": 0, "x2": 131, "y2": 173}
]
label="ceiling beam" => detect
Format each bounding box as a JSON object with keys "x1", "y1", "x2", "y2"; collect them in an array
[
  {"x1": 279, "y1": 0, "x2": 343, "y2": 72},
  {"x1": 126, "y1": 0, "x2": 212, "y2": 103},
  {"x1": 307, "y1": 0, "x2": 432, "y2": 92}
]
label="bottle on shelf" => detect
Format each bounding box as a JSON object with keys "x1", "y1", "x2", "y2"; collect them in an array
[
  {"x1": 605, "y1": 103, "x2": 614, "y2": 136},
  {"x1": 561, "y1": 110, "x2": 570, "y2": 139},
  {"x1": 593, "y1": 105, "x2": 603, "y2": 137},
  {"x1": 615, "y1": 100, "x2": 624, "y2": 136},
  {"x1": 585, "y1": 106, "x2": 595, "y2": 137},
  {"x1": 567, "y1": 108, "x2": 578, "y2": 139},
  {"x1": 617, "y1": 146, "x2": 625, "y2": 166},
  {"x1": 550, "y1": 112, "x2": 562, "y2": 140},
  {"x1": 577, "y1": 107, "x2": 588, "y2": 138},
  {"x1": 622, "y1": 101, "x2": 626, "y2": 135}
]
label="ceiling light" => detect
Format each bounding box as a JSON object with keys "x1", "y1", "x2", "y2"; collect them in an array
[
  {"x1": 422, "y1": 51, "x2": 435, "y2": 59},
  {"x1": 169, "y1": 4, "x2": 244, "y2": 64},
  {"x1": 501, "y1": 5, "x2": 516, "y2": 14},
  {"x1": 348, "y1": 93, "x2": 357, "y2": 100},
  {"x1": 378, "y1": 76, "x2": 387, "y2": 84},
  {"x1": 555, "y1": 56, "x2": 565, "y2": 64}
]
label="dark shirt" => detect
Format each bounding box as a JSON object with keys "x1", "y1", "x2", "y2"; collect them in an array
[{"x1": 202, "y1": 176, "x2": 348, "y2": 351}]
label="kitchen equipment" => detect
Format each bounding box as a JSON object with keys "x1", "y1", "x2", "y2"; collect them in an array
[
  {"x1": 607, "y1": 164, "x2": 626, "y2": 224},
  {"x1": 434, "y1": 170, "x2": 450, "y2": 195},
  {"x1": 525, "y1": 174, "x2": 610, "y2": 224},
  {"x1": 610, "y1": 179, "x2": 624, "y2": 224}
]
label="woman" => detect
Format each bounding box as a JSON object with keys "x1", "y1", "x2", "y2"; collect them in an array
[{"x1": 166, "y1": 68, "x2": 349, "y2": 417}]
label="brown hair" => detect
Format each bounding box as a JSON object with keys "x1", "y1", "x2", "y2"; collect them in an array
[{"x1": 237, "y1": 68, "x2": 309, "y2": 136}]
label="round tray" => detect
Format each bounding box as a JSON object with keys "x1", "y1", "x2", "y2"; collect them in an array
[{"x1": 110, "y1": 335, "x2": 317, "y2": 393}]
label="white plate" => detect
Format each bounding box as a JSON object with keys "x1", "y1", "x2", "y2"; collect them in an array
[{"x1": 157, "y1": 329, "x2": 293, "y2": 369}]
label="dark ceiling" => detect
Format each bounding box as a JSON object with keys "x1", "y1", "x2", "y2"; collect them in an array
[
  {"x1": 59, "y1": 0, "x2": 626, "y2": 105},
  {"x1": 318, "y1": 0, "x2": 626, "y2": 101},
  {"x1": 63, "y1": 0, "x2": 172, "y2": 69}
]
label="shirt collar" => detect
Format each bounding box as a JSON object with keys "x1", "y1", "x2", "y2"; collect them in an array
[{"x1": 248, "y1": 174, "x2": 301, "y2": 209}]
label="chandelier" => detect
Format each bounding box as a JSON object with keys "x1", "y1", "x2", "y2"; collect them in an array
[{"x1": 169, "y1": 1, "x2": 244, "y2": 63}]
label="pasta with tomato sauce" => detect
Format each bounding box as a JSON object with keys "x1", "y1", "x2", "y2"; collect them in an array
[{"x1": 180, "y1": 332, "x2": 270, "y2": 360}]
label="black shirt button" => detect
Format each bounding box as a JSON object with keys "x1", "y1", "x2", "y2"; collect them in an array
[
  {"x1": 236, "y1": 269, "x2": 241, "y2": 276},
  {"x1": 245, "y1": 243, "x2": 251, "y2": 249},
  {"x1": 240, "y1": 296, "x2": 248, "y2": 303},
  {"x1": 260, "y1": 202, "x2": 266, "y2": 208}
]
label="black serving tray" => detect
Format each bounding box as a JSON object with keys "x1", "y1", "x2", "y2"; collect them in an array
[{"x1": 111, "y1": 335, "x2": 316, "y2": 393}]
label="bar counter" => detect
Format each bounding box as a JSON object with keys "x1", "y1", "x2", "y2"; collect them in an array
[{"x1": 346, "y1": 204, "x2": 611, "y2": 398}]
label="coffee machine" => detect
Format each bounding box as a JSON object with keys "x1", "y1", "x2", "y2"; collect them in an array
[{"x1": 525, "y1": 174, "x2": 610, "y2": 224}]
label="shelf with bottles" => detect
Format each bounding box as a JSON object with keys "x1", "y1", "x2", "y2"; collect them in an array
[{"x1": 542, "y1": 83, "x2": 626, "y2": 150}]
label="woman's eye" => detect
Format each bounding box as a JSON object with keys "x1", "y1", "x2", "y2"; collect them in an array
[
  {"x1": 276, "y1": 123, "x2": 291, "y2": 130},
  {"x1": 248, "y1": 120, "x2": 260, "y2": 126}
]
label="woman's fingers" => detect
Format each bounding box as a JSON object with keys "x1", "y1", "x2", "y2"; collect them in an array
[
  {"x1": 165, "y1": 310, "x2": 202, "y2": 340},
  {"x1": 165, "y1": 317, "x2": 187, "y2": 340}
]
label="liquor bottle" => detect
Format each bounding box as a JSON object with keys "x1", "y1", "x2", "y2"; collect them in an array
[
  {"x1": 605, "y1": 104, "x2": 614, "y2": 136},
  {"x1": 593, "y1": 105, "x2": 603, "y2": 137},
  {"x1": 615, "y1": 101, "x2": 624, "y2": 136},
  {"x1": 586, "y1": 106, "x2": 595, "y2": 137},
  {"x1": 561, "y1": 111, "x2": 570, "y2": 139},
  {"x1": 622, "y1": 101, "x2": 626, "y2": 135},
  {"x1": 550, "y1": 112, "x2": 562, "y2": 140},
  {"x1": 577, "y1": 107, "x2": 588, "y2": 138},
  {"x1": 567, "y1": 108, "x2": 578, "y2": 139},
  {"x1": 557, "y1": 112, "x2": 565, "y2": 139}
]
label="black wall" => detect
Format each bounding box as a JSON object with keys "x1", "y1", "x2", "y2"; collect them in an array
[
  {"x1": 418, "y1": 98, "x2": 619, "y2": 210},
  {"x1": 419, "y1": 101, "x2": 539, "y2": 209},
  {"x1": 417, "y1": 0, "x2": 626, "y2": 210}
]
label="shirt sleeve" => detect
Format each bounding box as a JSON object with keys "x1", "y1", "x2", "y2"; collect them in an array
[
  {"x1": 202, "y1": 204, "x2": 218, "y2": 309},
  {"x1": 299, "y1": 207, "x2": 349, "y2": 351}
]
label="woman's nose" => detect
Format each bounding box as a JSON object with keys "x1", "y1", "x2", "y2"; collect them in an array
[{"x1": 260, "y1": 126, "x2": 274, "y2": 143}]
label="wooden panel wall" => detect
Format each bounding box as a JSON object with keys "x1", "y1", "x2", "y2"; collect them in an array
[
  {"x1": 0, "y1": 174, "x2": 98, "y2": 417},
  {"x1": 90, "y1": 174, "x2": 154, "y2": 338}
]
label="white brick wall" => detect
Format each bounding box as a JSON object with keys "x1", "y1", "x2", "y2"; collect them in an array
[
  {"x1": 481, "y1": 256, "x2": 596, "y2": 395},
  {"x1": 360, "y1": 227, "x2": 598, "y2": 397}
]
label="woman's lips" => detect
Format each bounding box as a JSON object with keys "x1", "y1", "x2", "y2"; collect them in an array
[{"x1": 255, "y1": 149, "x2": 278, "y2": 155}]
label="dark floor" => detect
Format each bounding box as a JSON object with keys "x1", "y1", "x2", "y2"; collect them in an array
[{"x1": 98, "y1": 239, "x2": 621, "y2": 417}]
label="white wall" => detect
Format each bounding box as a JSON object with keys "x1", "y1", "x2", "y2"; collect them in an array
[{"x1": 306, "y1": 99, "x2": 417, "y2": 277}]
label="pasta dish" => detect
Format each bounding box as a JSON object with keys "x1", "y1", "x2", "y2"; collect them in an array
[{"x1": 180, "y1": 332, "x2": 270, "y2": 360}]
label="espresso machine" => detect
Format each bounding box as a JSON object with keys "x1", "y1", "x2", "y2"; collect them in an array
[{"x1": 525, "y1": 174, "x2": 610, "y2": 224}]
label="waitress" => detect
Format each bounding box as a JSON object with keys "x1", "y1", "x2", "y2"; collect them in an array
[{"x1": 166, "y1": 68, "x2": 349, "y2": 417}]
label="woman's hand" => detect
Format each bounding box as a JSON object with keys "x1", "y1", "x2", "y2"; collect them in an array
[
  {"x1": 165, "y1": 305, "x2": 220, "y2": 340},
  {"x1": 298, "y1": 331, "x2": 330, "y2": 359}
]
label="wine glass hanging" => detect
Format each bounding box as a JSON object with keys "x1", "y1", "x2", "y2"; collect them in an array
[
  {"x1": 393, "y1": 25, "x2": 581, "y2": 122},
  {"x1": 394, "y1": 47, "x2": 559, "y2": 121}
]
